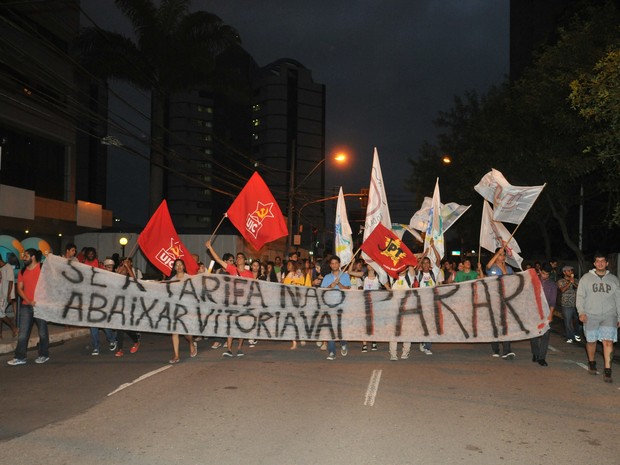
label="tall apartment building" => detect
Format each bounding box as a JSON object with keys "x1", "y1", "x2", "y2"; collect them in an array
[
  {"x1": 166, "y1": 46, "x2": 256, "y2": 233},
  {"x1": 0, "y1": 1, "x2": 112, "y2": 252},
  {"x1": 251, "y1": 59, "x2": 326, "y2": 251}
]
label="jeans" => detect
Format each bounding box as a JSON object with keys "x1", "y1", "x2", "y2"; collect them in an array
[
  {"x1": 327, "y1": 340, "x2": 346, "y2": 353},
  {"x1": 15, "y1": 304, "x2": 49, "y2": 360},
  {"x1": 491, "y1": 341, "x2": 512, "y2": 355},
  {"x1": 530, "y1": 331, "x2": 550, "y2": 360},
  {"x1": 561, "y1": 306, "x2": 579, "y2": 339},
  {"x1": 90, "y1": 327, "x2": 117, "y2": 350}
]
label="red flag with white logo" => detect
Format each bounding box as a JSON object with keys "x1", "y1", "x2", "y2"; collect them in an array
[
  {"x1": 226, "y1": 172, "x2": 288, "y2": 250},
  {"x1": 138, "y1": 200, "x2": 199, "y2": 276},
  {"x1": 360, "y1": 222, "x2": 418, "y2": 279}
]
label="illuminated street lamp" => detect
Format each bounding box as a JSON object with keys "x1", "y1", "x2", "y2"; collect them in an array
[
  {"x1": 442, "y1": 155, "x2": 452, "y2": 164},
  {"x1": 288, "y1": 151, "x2": 348, "y2": 248},
  {"x1": 119, "y1": 236, "x2": 128, "y2": 256}
]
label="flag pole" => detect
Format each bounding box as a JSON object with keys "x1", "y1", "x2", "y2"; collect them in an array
[
  {"x1": 341, "y1": 247, "x2": 362, "y2": 271},
  {"x1": 126, "y1": 240, "x2": 139, "y2": 259},
  {"x1": 209, "y1": 214, "x2": 228, "y2": 242}
]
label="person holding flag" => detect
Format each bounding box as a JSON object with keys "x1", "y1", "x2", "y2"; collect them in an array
[
  {"x1": 206, "y1": 240, "x2": 253, "y2": 358},
  {"x1": 486, "y1": 245, "x2": 517, "y2": 360},
  {"x1": 320, "y1": 255, "x2": 351, "y2": 360}
]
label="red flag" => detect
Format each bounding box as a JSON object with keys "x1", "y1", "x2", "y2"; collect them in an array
[
  {"x1": 226, "y1": 172, "x2": 288, "y2": 250},
  {"x1": 360, "y1": 223, "x2": 418, "y2": 279},
  {"x1": 137, "y1": 200, "x2": 199, "y2": 276}
]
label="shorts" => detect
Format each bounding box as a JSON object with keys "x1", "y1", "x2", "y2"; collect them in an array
[{"x1": 583, "y1": 313, "x2": 618, "y2": 343}]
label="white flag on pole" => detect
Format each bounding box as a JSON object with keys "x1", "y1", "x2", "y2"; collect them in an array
[
  {"x1": 423, "y1": 178, "x2": 444, "y2": 264},
  {"x1": 474, "y1": 169, "x2": 545, "y2": 225},
  {"x1": 391, "y1": 223, "x2": 424, "y2": 243},
  {"x1": 362, "y1": 148, "x2": 392, "y2": 282},
  {"x1": 409, "y1": 198, "x2": 470, "y2": 233},
  {"x1": 479, "y1": 201, "x2": 524, "y2": 270},
  {"x1": 334, "y1": 187, "x2": 353, "y2": 266}
]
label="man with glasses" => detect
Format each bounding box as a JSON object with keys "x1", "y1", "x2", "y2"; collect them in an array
[{"x1": 576, "y1": 253, "x2": 620, "y2": 383}]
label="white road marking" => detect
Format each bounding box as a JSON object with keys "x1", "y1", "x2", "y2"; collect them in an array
[
  {"x1": 364, "y1": 369, "x2": 382, "y2": 406},
  {"x1": 575, "y1": 362, "x2": 588, "y2": 371},
  {"x1": 548, "y1": 345, "x2": 558, "y2": 352},
  {"x1": 108, "y1": 365, "x2": 173, "y2": 396}
]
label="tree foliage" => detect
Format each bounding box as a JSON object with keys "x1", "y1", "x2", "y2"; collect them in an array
[{"x1": 408, "y1": 1, "x2": 620, "y2": 265}]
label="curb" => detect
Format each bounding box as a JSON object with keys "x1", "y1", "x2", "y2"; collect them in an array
[{"x1": 0, "y1": 327, "x2": 90, "y2": 356}]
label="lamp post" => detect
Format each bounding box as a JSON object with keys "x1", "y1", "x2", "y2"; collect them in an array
[
  {"x1": 287, "y1": 150, "x2": 348, "y2": 249},
  {"x1": 119, "y1": 236, "x2": 128, "y2": 257},
  {"x1": 297, "y1": 191, "x2": 368, "y2": 253}
]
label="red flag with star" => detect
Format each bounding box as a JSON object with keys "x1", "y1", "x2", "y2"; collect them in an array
[
  {"x1": 137, "y1": 200, "x2": 199, "y2": 276},
  {"x1": 226, "y1": 172, "x2": 288, "y2": 250},
  {"x1": 360, "y1": 223, "x2": 418, "y2": 279}
]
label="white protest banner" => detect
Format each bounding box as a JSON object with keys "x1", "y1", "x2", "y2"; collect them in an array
[
  {"x1": 480, "y1": 201, "x2": 524, "y2": 270},
  {"x1": 334, "y1": 187, "x2": 353, "y2": 265},
  {"x1": 362, "y1": 148, "x2": 392, "y2": 283},
  {"x1": 474, "y1": 169, "x2": 545, "y2": 225},
  {"x1": 35, "y1": 254, "x2": 550, "y2": 343}
]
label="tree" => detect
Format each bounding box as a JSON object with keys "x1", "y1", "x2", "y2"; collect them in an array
[
  {"x1": 408, "y1": 1, "x2": 620, "y2": 267},
  {"x1": 75, "y1": 0, "x2": 241, "y2": 214},
  {"x1": 570, "y1": 49, "x2": 620, "y2": 225}
]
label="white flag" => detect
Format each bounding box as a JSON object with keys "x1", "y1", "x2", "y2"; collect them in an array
[
  {"x1": 362, "y1": 148, "x2": 392, "y2": 282},
  {"x1": 474, "y1": 169, "x2": 545, "y2": 224},
  {"x1": 334, "y1": 187, "x2": 353, "y2": 266},
  {"x1": 409, "y1": 198, "x2": 470, "y2": 233},
  {"x1": 391, "y1": 223, "x2": 423, "y2": 243},
  {"x1": 424, "y1": 178, "x2": 444, "y2": 264},
  {"x1": 479, "y1": 201, "x2": 524, "y2": 270}
]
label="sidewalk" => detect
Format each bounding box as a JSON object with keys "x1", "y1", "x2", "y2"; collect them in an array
[{"x1": 0, "y1": 324, "x2": 89, "y2": 356}]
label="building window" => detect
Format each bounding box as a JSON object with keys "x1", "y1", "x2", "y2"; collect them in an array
[
  {"x1": 252, "y1": 118, "x2": 260, "y2": 127},
  {"x1": 252, "y1": 103, "x2": 261, "y2": 112},
  {"x1": 197, "y1": 105, "x2": 213, "y2": 113}
]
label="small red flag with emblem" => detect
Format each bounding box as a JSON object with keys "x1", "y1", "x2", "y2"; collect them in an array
[
  {"x1": 226, "y1": 172, "x2": 288, "y2": 250},
  {"x1": 138, "y1": 200, "x2": 199, "y2": 276},
  {"x1": 360, "y1": 223, "x2": 418, "y2": 279}
]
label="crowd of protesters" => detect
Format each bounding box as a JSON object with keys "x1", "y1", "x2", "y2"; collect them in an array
[{"x1": 2, "y1": 242, "x2": 618, "y2": 383}]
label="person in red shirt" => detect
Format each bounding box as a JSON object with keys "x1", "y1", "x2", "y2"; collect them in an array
[
  {"x1": 7, "y1": 249, "x2": 49, "y2": 366},
  {"x1": 206, "y1": 240, "x2": 252, "y2": 356}
]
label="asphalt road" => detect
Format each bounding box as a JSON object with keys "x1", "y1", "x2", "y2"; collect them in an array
[{"x1": 1, "y1": 330, "x2": 618, "y2": 465}]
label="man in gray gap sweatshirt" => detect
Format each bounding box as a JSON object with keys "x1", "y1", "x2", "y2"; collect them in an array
[{"x1": 576, "y1": 252, "x2": 620, "y2": 383}]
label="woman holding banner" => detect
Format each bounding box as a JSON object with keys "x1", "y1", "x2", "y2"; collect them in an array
[{"x1": 166, "y1": 259, "x2": 198, "y2": 364}]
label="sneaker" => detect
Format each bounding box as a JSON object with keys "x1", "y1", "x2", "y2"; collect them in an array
[
  {"x1": 588, "y1": 361, "x2": 598, "y2": 375},
  {"x1": 109, "y1": 341, "x2": 118, "y2": 352},
  {"x1": 341, "y1": 344, "x2": 348, "y2": 356},
  {"x1": 248, "y1": 339, "x2": 257, "y2": 347},
  {"x1": 35, "y1": 356, "x2": 49, "y2": 364},
  {"x1": 422, "y1": 348, "x2": 433, "y2": 355},
  {"x1": 603, "y1": 368, "x2": 612, "y2": 383},
  {"x1": 419, "y1": 343, "x2": 425, "y2": 353},
  {"x1": 326, "y1": 352, "x2": 336, "y2": 361},
  {"x1": 316, "y1": 341, "x2": 323, "y2": 347},
  {"x1": 401, "y1": 351, "x2": 410, "y2": 359},
  {"x1": 390, "y1": 354, "x2": 398, "y2": 361},
  {"x1": 236, "y1": 350, "x2": 244, "y2": 357},
  {"x1": 7, "y1": 358, "x2": 26, "y2": 366},
  {"x1": 222, "y1": 350, "x2": 233, "y2": 357},
  {"x1": 502, "y1": 352, "x2": 516, "y2": 360},
  {"x1": 371, "y1": 343, "x2": 378, "y2": 351},
  {"x1": 574, "y1": 335, "x2": 582, "y2": 342},
  {"x1": 211, "y1": 341, "x2": 222, "y2": 349},
  {"x1": 130, "y1": 342, "x2": 140, "y2": 354},
  {"x1": 492, "y1": 353, "x2": 500, "y2": 358},
  {"x1": 115, "y1": 350, "x2": 124, "y2": 357},
  {"x1": 361, "y1": 345, "x2": 368, "y2": 353},
  {"x1": 91, "y1": 348, "x2": 100, "y2": 356},
  {"x1": 565, "y1": 338, "x2": 573, "y2": 344}
]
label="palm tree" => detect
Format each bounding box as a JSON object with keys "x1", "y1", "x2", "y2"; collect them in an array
[{"x1": 75, "y1": 0, "x2": 241, "y2": 214}]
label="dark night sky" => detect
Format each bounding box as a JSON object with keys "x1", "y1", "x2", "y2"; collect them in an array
[{"x1": 81, "y1": 1, "x2": 509, "y2": 224}]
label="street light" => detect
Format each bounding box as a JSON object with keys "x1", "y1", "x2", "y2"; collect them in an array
[
  {"x1": 296, "y1": 191, "x2": 368, "y2": 253},
  {"x1": 119, "y1": 236, "x2": 128, "y2": 257},
  {"x1": 287, "y1": 151, "x2": 348, "y2": 248}
]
